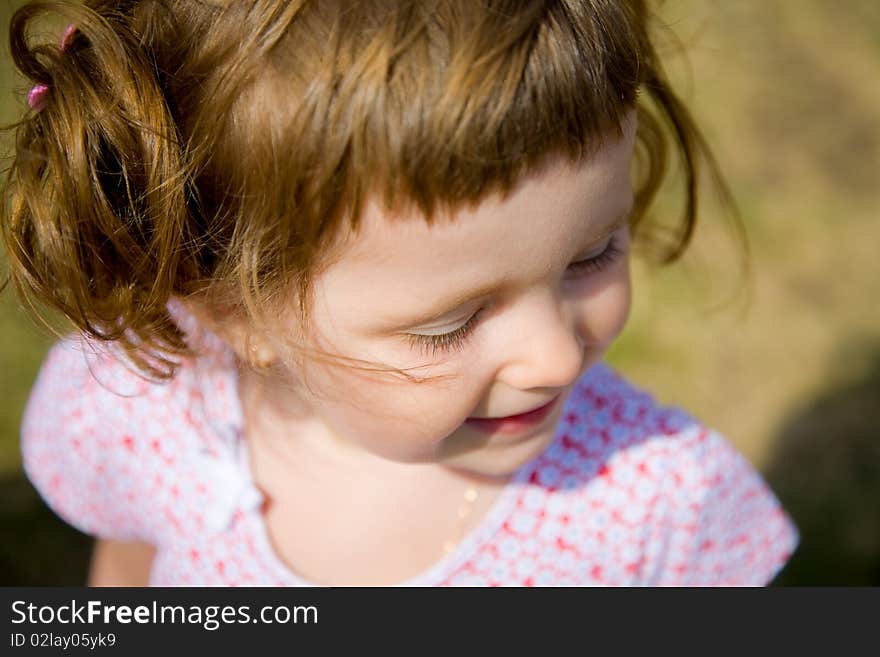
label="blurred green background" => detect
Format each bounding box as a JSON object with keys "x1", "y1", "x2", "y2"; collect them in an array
[{"x1": 2, "y1": 0, "x2": 879, "y2": 585}]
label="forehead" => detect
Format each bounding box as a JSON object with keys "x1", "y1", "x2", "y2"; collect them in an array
[{"x1": 312, "y1": 118, "x2": 636, "y2": 330}]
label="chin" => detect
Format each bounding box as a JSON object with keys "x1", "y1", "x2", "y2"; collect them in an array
[{"x1": 440, "y1": 431, "x2": 556, "y2": 480}]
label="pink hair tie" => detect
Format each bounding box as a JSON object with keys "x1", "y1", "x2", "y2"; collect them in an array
[
  {"x1": 27, "y1": 84, "x2": 51, "y2": 112},
  {"x1": 59, "y1": 23, "x2": 77, "y2": 50},
  {"x1": 27, "y1": 23, "x2": 77, "y2": 112}
]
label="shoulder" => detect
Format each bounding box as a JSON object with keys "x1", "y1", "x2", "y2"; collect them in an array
[
  {"x1": 20, "y1": 323, "x2": 240, "y2": 544},
  {"x1": 548, "y1": 361, "x2": 774, "y2": 484},
  {"x1": 529, "y1": 361, "x2": 798, "y2": 585},
  {"x1": 535, "y1": 361, "x2": 702, "y2": 483},
  {"x1": 21, "y1": 331, "x2": 199, "y2": 443}
]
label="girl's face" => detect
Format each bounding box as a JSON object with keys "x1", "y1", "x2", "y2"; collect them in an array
[{"x1": 254, "y1": 115, "x2": 636, "y2": 479}]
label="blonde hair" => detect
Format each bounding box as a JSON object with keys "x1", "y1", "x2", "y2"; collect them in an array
[{"x1": 1, "y1": 0, "x2": 739, "y2": 382}]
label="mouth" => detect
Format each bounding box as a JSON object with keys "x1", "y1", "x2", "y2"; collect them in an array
[{"x1": 465, "y1": 394, "x2": 562, "y2": 436}]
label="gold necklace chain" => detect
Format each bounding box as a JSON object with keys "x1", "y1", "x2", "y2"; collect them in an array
[{"x1": 442, "y1": 485, "x2": 480, "y2": 556}]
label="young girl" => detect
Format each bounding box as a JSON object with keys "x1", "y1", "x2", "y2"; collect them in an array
[{"x1": 3, "y1": 0, "x2": 797, "y2": 586}]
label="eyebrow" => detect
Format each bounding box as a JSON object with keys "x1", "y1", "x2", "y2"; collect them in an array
[{"x1": 378, "y1": 206, "x2": 633, "y2": 331}]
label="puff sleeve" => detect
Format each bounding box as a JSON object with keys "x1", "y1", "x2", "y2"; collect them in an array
[
  {"x1": 20, "y1": 336, "x2": 166, "y2": 543},
  {"x1": 649, "y1": 427, "x2": 799, "y2": 586}
]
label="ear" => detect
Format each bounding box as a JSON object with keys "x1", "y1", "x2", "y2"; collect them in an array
[{"x1": 172, "y1": 295, "x2": 279, "y2": 369}]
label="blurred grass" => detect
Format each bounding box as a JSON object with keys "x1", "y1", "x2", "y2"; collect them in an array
[
  {"x1": 1, "y1": 0, "x2": 879, "y2": 585},
  {"x1": 0, "y1": 0, "x2": 91, "y2": 584}
]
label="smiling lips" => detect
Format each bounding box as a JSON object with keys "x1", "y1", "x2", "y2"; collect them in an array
[{"x1": 465, "y1": 394, "x2": 561, "y2": 436}]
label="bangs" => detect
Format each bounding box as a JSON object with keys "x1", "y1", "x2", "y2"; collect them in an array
[{"x1": 206, "y1": 0, "x2": 646, "y2": 251}]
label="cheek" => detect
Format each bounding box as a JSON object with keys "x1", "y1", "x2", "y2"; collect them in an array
[
  {"x1": 306, "y1": 314, "x2": 487, "y2": 407},
  {"x1": 582, "y1": 261, "x2": 632, "y2": 347},
  {"x1": 303, "y1": 364, "x2": 482, "y2": 457}
]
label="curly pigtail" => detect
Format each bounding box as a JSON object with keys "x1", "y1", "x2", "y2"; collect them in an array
[{"x1": 2, "y1": 1, "x2": 201, "y2": 380}]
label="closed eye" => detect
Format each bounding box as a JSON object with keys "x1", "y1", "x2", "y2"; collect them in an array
[{"x1": 405, "y1": 232, "x2": 625, "y2": 358}]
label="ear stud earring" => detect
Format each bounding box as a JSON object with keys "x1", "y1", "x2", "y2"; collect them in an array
[{"x1": 249, "y1": 343, "x2": 274, "y2": 369}]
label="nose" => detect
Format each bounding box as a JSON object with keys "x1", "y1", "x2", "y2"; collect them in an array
[{"x1": 494, "y1": 292, "x2": 585, "y2": 391}]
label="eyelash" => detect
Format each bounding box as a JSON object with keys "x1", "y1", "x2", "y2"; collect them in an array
[{"x1": 405, "y1": 235, "x2": 624, "y2": 357}]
